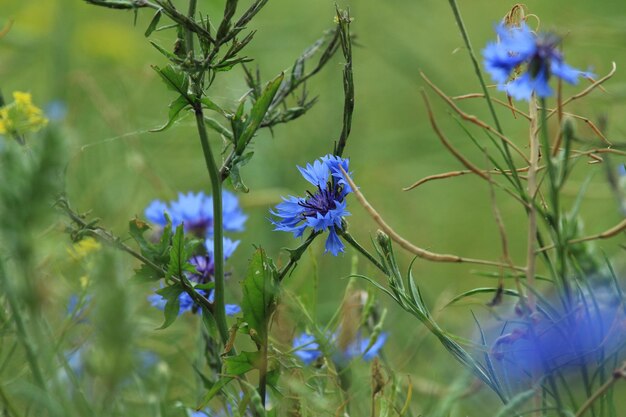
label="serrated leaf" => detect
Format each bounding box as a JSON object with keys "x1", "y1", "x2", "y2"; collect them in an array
[
  {"x1": 224, "y1": 351, "x2": 261, "y2": 375},
  {"x1": 167, "y1": 224, "x2": 187, "y2": 279},
  {"x1": 151, "y1": 95, "x2": 190, "y2": 132},
  {"x1": 236, "y1": 72, "x2": 284, "y2": 153},
  {"x1": 152, "y1": 64, "x2": 189, "y2": 98},
  {"x1": 144, "y1": 8, "x2": 162, "y2": 37},
  {"x1": 156, "y1": 285, "x2": 183, "y2": 329},
  {"x1": 129, "y1": 218, "x2": 153, "y2": 255},
  {"x1": 132, "y1": 263, "x2": 163, "y2": 283},
  {"x1": 241, "y1": 248, "x2": 277, "y2": 343},
  {"x1": 229, "y1": 152, "x2": 254, "y2": 193}
]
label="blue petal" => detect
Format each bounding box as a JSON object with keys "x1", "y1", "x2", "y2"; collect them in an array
[
  {"x1": 324, "y1": 227, "x2": 344, "y2": 256},
  {"x1": 550, "y1": 59, "x2": 583, "y2": 85},
  {"x1": 225, "y1": 304, "x2": 241, "y2": 316},
  {"x1": 322, "y1": 154, "x2": 354, "y2": 194},
  {"x1": 205, "y1": 237, "x2": 240, "y2": 260},
  {"x1": 292, "y1": 333, "x2": 322, "y2": 365},
  {"x1": 297, "y1": 159, "x2": 330, "y2": 189},
  {"x1": 145, "y1": 200, "x2": 169, "y2": 226}
]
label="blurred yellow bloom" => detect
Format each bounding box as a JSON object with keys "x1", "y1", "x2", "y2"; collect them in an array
[
  {"x1": 0, "y1": 91, "x2": 48, "y2": 138},
  {"x1": 68, "y1": 237, "x2": 102, "y2": 260}
]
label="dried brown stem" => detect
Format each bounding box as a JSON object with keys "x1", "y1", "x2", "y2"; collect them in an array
[
  {"x1": 339, "y1": 167, "x2": 525, "y2": 272},
  {"x1": 537, "y1": 218, "x2": 626, "y2": 253},
  {"x1": 420, "y1": 71, "x2": 530, "y2": 163},
  {"x1": 453, "y1": 93, "x2": 532, "y2": 120},
  {"x1": 403, "y1": 167, "x2": 530, "y2": 192}
]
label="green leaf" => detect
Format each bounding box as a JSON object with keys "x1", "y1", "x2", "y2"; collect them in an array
[
  {"x1": 204, "y1": 117, "x2": 234, "y2": 141},
  {"x1": 229, "y1": 152, "x2": 254, "y2": 193},
  {"x1": 167, "y1": 224, "x2": 187, "y2": 280},
  {"x1": 132, "y1": 263, "x2": 163, "y2": 283},
  {"x1": 201, "y1": 306, "x2": 218, "y2": 339},
  {"x1": 152, "y1": 64, "x2": 189, "y2": 98},
  {"x1": 236, "y1": 72, "x2": 285, "y2": 153},
  {"x1": 197, "y1": 377, "x2": 233, "y2": 409},
  {"x1": 144, "y1": 8, "x2": 162, "y2": 37},
  {"x1": 150, "y1": 41, "x2": 181, "y2": 63},
  {"x1": 200, "y1": 97, "x2": 228, "y2": 117},
  {"x1": 151, "y1": 95, "x2": 190, "y2": 132},
  {"x1": 493, "y1": 388, "x2": 535, "y2": 417},
  {"x1": 128, "y1": 218, "x2": 153, "y2": 255},
  {"x1": 445, "y1": 287, "x2": 520, "y2": 308},
  {"x1": 224, "y1": 351, "x2": 261, "y2": 375},
  {"x1": 241, "y1": 248, "x2": 277, "y2": 343},
  {"x1": 155, "y1": 285, "x2": 183, "y2": 330},
  {"x1": 213, "y1": 56, "x2": 254, "y2": 72}
]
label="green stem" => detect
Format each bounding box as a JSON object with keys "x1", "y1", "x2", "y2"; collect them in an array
[
  {"x1": 0, "y1": 259, "x2": 47, "y2": 390},
  {"x1": 446, "y1": 0, "x2": 523, "y2": 191},
  {"x1": 184, "y1": 0, "x2": 228, "y2": 347},
  {"x1": 194, "y1": 108, "x2": 228, "y2": 346},
  {"x1": 339, "y1": 230, "x2": 387, "y2": 274},
  {"x1": 184, "y1": 0, "x2": 197, "y2": 53}
]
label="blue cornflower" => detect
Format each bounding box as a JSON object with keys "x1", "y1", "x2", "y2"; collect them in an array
[
  {"x1": 292, "y1": 331, "x2": 387, "y2": 365},
  {"x1": 342, "y1": 332, "x2": 388, "y2": 361},
  {"x1": 292, "y1": 333, "x2": 323, "y2": 365},
  {"x1": 483, "y1": 22, "x2": 588, "y2": 101},
  {"x1": 148, "y1": 237, "x2": 241, "y2": 316},
  {"x1": 271, "y1": 155, "x2": 352, "y2": 256},
  {"x1": 145, "y1": 191, "x2": 247, "y2": 237}
]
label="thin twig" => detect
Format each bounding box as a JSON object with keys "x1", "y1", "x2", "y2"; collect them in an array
[
  {"x1": 339, "y1": 167, "x2": 525, "y2": 272},
  {"x1": 453, "y1": 93, "x2": 532, "y2": 120},
  {"x1": 537, "y1": 218, "x2": 626, "y2": 253},
  {"x1": 403, "y1": 167, "x2": 531, "y2": 192},
  {"x1": 421, "y1": 91, "x2": 527, "y2": 206},
  {"x1": 575, "y1": 362, "x2": 626, "y2": 417},
  {"x1": 420, "y1": 72, "x2": 530, "y2": 163}
]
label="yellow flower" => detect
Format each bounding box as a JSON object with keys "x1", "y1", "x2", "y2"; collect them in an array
[
  {"x1": 68, "y1": 237, "x2": 102, "y2": 260},
  {"x1": 0, "y1": 90, "x2": 48, "y2": 139}
]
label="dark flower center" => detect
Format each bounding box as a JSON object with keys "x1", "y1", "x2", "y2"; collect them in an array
[
  {"x1": 528, "y1": 33, "x2": 561, "y2": 79},
  {"x1": 187, "y1": 219, "x2": 213, "y2": 237},
  {"x1": 298, "y1": 181, "x2": 343, "y2": 218}
]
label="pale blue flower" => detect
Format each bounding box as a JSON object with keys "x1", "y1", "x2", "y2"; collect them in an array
[{"x1": 483, "y1": 22, "x2": 589, "y2": 101}]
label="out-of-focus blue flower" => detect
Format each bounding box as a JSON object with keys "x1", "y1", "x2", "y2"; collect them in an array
[
  {"x1": 271, "y1": 155, "x2": 352, "y2": 256},
  {"x1": 488, "y1": 277, "x2": 625, "y2": 390},
  {"x1": 483, "y1": 22, "x2": 589, "y2": 101},
  {"x1": 618, "y1": 164, "x2": 626, "y2": 178},
  {"x1": 292, "y1": 331, "x2": 387, "y2": 365},
  {"x1": 45, "y1": 100, "x2": 68, "y2": 122},
  {"x1": 145, "y1": 191, "x2": 247, "y2": 237},
  {"x1": 292, "y1": 333, "x2": 322, "y2": 365},
  {"x1": 343, "y1": 332, "x2": 388, "y2": 361},
  {"x1": 149, "y1": 238, "x2": 241, "y2": 316}
]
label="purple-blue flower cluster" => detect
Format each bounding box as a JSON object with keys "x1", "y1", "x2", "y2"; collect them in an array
[
  {"x1": 145, "y1": 191, "x2": 247, "y2": 237},
  {"x1": 292, "y1": 331, "x2": 387, "y2": 365},
  {"x1": 271, "y1": 155, "x2": 352, "y2": 256},
  {"x1": 145, "y1": 190, "x2": 246, "y2": 317},
  {"x1": 483, "y1": 22, "x2": 589, "y2": 101},
  {"x1": 148, "y1": 238, "x2": 241, "y2": 316}
]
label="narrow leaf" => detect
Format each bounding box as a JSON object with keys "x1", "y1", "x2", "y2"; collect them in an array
[
  {"x1": 236, "y1": 72, "x2": 285, "y2": 152},
  {"x1": 144, "y1": 8, "x2": 162, "y2": 37},
  {"x1": 151, "y1": 95, "x2": 189, "y2": 132}
]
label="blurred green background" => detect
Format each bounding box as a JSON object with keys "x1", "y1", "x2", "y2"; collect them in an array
[{"x1": 1, "y1": 0, "x2": 625, "y2": 414}]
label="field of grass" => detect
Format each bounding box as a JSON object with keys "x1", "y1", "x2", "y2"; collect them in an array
[{"x1": 1, "y1": 0, "x2": 625, "y2": 415}]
